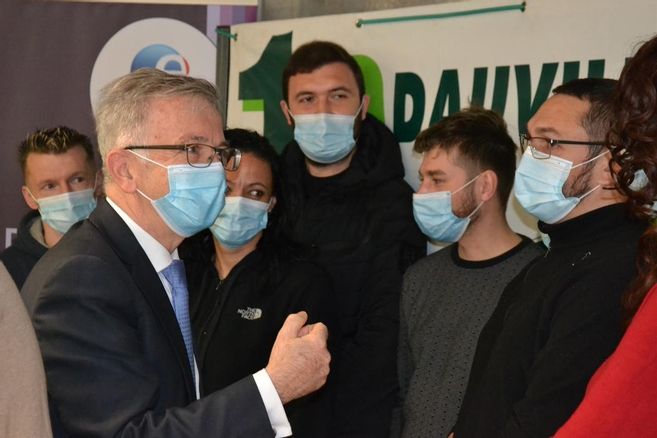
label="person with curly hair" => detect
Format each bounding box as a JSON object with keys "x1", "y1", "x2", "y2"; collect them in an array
[{"x1": 556, "y1": 34, "x2": 657, "y2": 437}]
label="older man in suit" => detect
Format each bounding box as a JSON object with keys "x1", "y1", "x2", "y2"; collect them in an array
[{"x1": 22, "y1": 68, "x2": 330, "y2": 437}]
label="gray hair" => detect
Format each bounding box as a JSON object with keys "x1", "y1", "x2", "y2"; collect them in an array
[{"x1": 94, "y1": 68, "x2": 220, "y2": 167}]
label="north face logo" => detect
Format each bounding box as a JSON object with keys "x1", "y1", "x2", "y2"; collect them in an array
[{"x1": 237, "y1": 307, "x2": 262, "y2": 320}]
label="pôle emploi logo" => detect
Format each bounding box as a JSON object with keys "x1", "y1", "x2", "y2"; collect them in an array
[
  {"x1": 90, "y1": 18, "x2": 216, "y2": 112},
  {"x1": 131, "y1": 44, "x2": 190, "y2": 75}
]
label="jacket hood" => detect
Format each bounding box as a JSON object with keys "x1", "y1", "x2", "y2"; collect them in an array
[
  {"x1": 12, "y1": 210, "x2": 47, "y2": 258},
  {"x1": 0, "y1": 209, "x2": 48, "y2": 289}
]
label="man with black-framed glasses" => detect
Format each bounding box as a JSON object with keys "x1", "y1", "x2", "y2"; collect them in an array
[
  {"x1": 452, "y1": 78, "x2": 648, "y2": 437},
  {"x1": 124, "y1": 143, "x2": 241, "y2": 170},
  {"x1": 21, "y1": 68, "x2": 330, "y2": 438}
]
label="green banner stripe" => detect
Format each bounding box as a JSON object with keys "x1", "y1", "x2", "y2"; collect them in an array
[
  {"x1": 354, "y1": 55, "x2": 385, "y2": 123},
  {"x1": 356, "y1": 2, "x2": 525, "y2": 27},
  {"x1": 242, "y1": 99, "x2": 264, "y2": 111}
]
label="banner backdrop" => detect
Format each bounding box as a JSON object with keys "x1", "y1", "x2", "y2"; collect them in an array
[
  {"x1": 226, "y1": 0, "x2": 657, "y2": 239},
  {"x1": 0, "y1": 0, "x2": 210, "y2": 247}
]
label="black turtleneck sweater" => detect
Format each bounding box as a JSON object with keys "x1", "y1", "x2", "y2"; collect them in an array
[{"x1": 453, "y1": 204, "x2": 647, "y2": 438}]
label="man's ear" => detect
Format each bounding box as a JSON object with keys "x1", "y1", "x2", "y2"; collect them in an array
[
  {"x1": 478, "y1": 170, "x2": 498, "y2": 203},
  {"x1": 93, "y1": 169, "x2": 105, "y2": 198},
  {"x1": 106, "y1": 150, "x2": 137, "y2": 193},
  {"x1": 21, "y1": 186, "x2": 38, "y2": 210},
  {"x1": 360, "y1": 95, "x2": 370, "y2": 120},
  {"x1": 597, "y1": 154, "x2": 627, "y2": 203},
  {"x1": 280, "y1": 100, "x2": 293, "y2": 126},
  {"x1": 94, "y1": 169, "x2": 105, "y2": 199}
]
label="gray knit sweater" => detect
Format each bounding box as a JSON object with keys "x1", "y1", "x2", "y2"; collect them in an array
[{"x1": 396, "y1": 237, "x2": 543, "y2": 438}]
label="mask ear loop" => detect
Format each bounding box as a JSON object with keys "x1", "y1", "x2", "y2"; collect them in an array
[
  {"x1": 127, "y1": 149, "x2": 167, "y2": 169},
  {"x1": 266, "y1": 196, "x2": 276, "y2": 213},
  {"x1": 452, "y1": 173, "x2": 482, "y2": 195},
  {"x1": 25, "y1": 187, "x2": 39, "y2": 204},
  {"x1": 576, "y1": 184, "x2": 601, "y2": 201},
  {"x1": 353, "y1": 98, "x2": 365, "y2": 119},
  {"x1": 572, "y1": 149, "x2": 610, "y2": 169},
  {"x1": 126, "y1": 149, "x2": 167, "y2": 202},
  {"x1": 466, "y1": 200, "x2": 485, "y2": 219},
  {"x1": 569, "y1": 150, "x2": 611, "y2": 201},
  {"x1": 451, "y1": 173, "x2": 485, "y2": 219}
]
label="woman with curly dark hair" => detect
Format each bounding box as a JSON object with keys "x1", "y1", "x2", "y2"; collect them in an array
[{"x1": 556, "y1": 35, "x2": 657, "y2": 437}]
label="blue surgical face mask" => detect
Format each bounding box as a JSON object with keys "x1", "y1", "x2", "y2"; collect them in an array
[
  {"x1": 288, "y1": 100, "x2": 363, "y2": 164},
  {"x1": 29, "y1": 188, "x2": 97, "y2": 234},
  {"x1": 131, "y1": 151, "x2": 226, "y2": 237},
  {"x1": 210, "y1": 196, "x2": 270, "y2": 248},
  {"x1": 412, "y1": 175, "x2": 483, "y2": 243},
  {"x1": 514, "y1": 148, "x2": 607, "y2": 224}
]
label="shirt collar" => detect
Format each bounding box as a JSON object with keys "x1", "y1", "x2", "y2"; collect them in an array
[{"x1": 106, "y1": 197, "x2": 179, "y2": 273}]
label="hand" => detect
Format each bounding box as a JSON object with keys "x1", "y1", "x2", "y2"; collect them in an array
[{"x1": 266, "y1": 311, "x2": 330, "y2": 404}]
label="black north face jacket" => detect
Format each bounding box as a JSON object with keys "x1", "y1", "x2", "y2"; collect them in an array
[
  {"x1": 281, "y1": 114, "x2": 426, "y2": 437},
  {"x1": 180, "y1": 232, "x2": 337, "y2": 438}
]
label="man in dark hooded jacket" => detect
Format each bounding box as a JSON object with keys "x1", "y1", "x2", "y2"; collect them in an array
[
  {"x1": 0, "y1": 126, "x2": 98, "y2": 438},
  {"x1": 279, "y1": 40, "x2": 426, "y2": 437},
  {"x1": 0, "y1": 126, "x2": 99, "y2": 290}
]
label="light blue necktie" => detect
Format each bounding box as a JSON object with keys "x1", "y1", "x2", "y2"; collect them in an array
[{"x1": 161, "y1": 260, "x2": 195, "y2": 385}]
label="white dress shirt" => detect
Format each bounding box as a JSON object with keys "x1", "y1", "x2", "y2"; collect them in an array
[{"x1": 106, "y1": 197, "x2": 291, "y2": 437}]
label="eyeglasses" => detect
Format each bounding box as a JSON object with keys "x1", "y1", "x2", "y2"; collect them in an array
[
  {"x1": 124, "y1": 143, "x2": 241, "y2": 170},
  {"x1": 519, "y1": 134, "x2": 606, "y2": 159}
]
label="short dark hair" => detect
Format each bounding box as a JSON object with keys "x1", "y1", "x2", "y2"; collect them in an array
[
  {"x1": 414, "y1": 107, "x2": 517, "y2": 206},
  {"x1": 553, "y1": 78, "x2": 617, "y2": 157},
  {"x1": 19, "y1": 126, "x2": 96, "y2": 177},
  {"x1": 225, "y1": 128, "x2": 280, "y2": 192},
  {"x1": 282, "y1": 40, "x2": 365, "y2": 102}
]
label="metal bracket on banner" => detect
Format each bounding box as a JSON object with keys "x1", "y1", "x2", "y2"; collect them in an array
[
  {"x1": 216, "y1": 27, "x2": 238, "y2": 41},
  {"x1": 355, "y1": 1, "x2": 526, "y2": 28}
]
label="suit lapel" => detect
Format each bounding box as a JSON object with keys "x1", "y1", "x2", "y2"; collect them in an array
[{"x1": 89, "y1": 199, "x2": 196, "y2": 400}]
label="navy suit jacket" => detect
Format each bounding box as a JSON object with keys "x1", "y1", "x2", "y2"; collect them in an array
[{"x1": 22, "y1": 199, "x2": 275, "y2": 437}]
